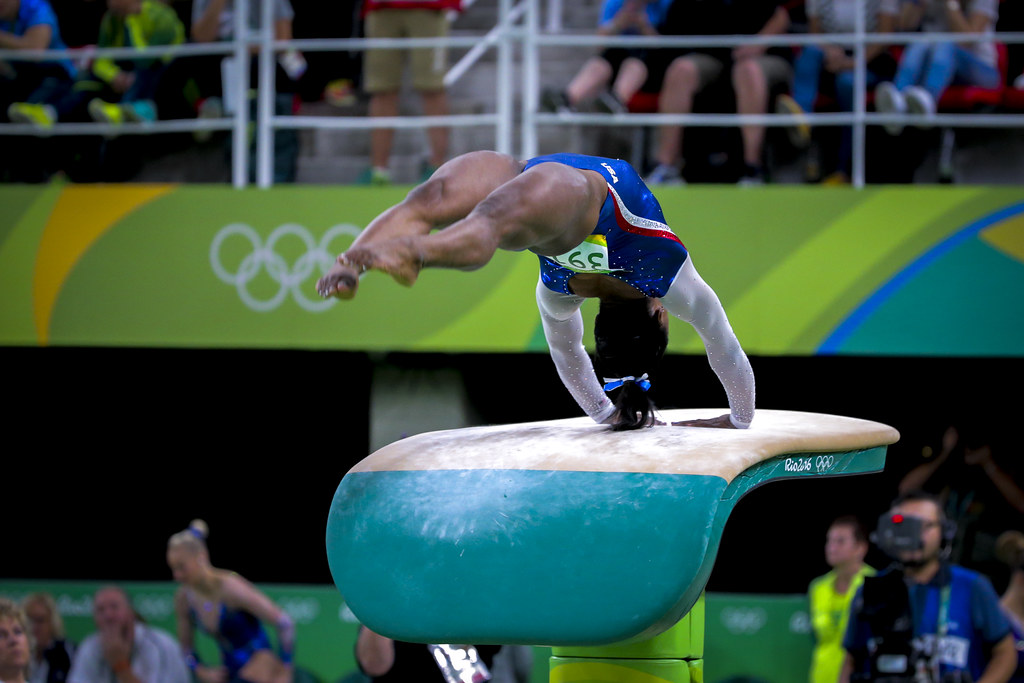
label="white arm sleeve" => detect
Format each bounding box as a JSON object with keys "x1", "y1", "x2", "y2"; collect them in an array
[
  {"x1": 660, "y1": 259, "x2": 756, "y2": 428},
  {"x1": 536, "y1": 278, "x2": 617, "y2": 424}
]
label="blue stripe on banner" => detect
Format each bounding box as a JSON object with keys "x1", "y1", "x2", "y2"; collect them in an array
[{"x1": 818, "y1": 201, "x2": 1024, "y2": 355}]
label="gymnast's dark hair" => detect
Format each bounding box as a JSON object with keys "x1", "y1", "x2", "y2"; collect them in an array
[{"x1": 593, "y1": 297, "x2": 668, "y2": 431}]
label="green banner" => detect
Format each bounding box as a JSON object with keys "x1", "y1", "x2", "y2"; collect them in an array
[
  {"x1": 0, "y1": 580, "x2": 360, "y2": 683},
  {"x1": 1, "y1": 581, "x2": 812, "y2": 683},
  {"x1": 2, "y1": 185, "x2": 1022, "y2": 355}
]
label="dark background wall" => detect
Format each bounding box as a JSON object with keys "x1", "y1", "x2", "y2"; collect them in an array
[{"x1": 7, "y1": 348, "x2": 1022, "y2": 596}]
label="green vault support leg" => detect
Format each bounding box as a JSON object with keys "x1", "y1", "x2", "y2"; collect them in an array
[{"x1": 549, "y1": 594, "x2": 706, "y2": 683}]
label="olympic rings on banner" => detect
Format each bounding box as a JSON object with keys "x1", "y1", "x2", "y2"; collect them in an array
[{"x1": 210, "y1": 223, "x2": 362, "y2": 312}]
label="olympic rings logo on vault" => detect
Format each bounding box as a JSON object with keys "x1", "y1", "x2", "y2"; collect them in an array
[{"x1": 210, "y1": 223, "x2": 362, "y2": 312}]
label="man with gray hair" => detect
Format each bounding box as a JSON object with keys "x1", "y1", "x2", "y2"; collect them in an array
[{"x1": 67, "y1": 587, "x2": 189, "y2": 683}]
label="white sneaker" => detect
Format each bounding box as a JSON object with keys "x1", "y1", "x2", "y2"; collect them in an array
[
  {"x1": 875, "y1": 82, "x2": 906, "y2": 136},
  {"x1": 904, "y1": 85, "x2": 936, "y2": 128},
  {"x1": 645, "y1": 163, "x2": 684, "y2": 185}
]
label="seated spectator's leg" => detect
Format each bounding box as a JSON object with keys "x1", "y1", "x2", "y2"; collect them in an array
[
  {"x1": 653, "y1": 54, "x2": 722, "y2": 168},
  {"x1": 122, "y1": 65, "x2": 166, "y2": 120},
  {"x1": 948, "y1": 43, "x2": 1002, "y2": 91},
  {"x1": 918, "y1": 41, "x2": 960, "y2": 101},
  {"x1": 733, "y1": 56, "x2": 768, "y2": 170},
  {"x1": 834, "y1": 69, "x2": 862, "y2": 176},
  {"x1": 733, "y1": 55, "x2": 791, "y2": 171},
  {"x1": 567, "y1": 54, "x2": 616, "y2": 106},
  {"x1": 61, "y1": 78, "x2": 107, "y2": 121},
  {"x1": 894, "y1": 43, "x2": 931, "y2": 91},
  {"x1": 792, "y1": 45, "x2": 825, "y2": 113},
  {"x1": 612, "y1": 55, "x2": 649, "y2": 104},
  {"x1": 28, "y1": 71, "x2": 74, "y2": 108}
]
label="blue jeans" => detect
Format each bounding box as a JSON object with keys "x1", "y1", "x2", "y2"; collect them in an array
[
  {"x1": 792, "y1": 44, "x2": 886, "y2": 175},
  {"x1": 792, "y1": 45, "x2": 883, "y2": 113},
  {"x1": 894, "y1": 41, "x2": 1001, "y2": 100}
]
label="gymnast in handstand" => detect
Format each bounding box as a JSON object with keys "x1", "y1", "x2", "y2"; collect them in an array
[{"x1": 317, "y1": 151, "x2": 755, "y2": 431}]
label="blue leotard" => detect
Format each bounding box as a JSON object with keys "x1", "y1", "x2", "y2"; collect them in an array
[
  {"x1": 190, "y1": 602, "x2": 272, "y2": 677},
  {"x1": 523, "y1": 153, "x2": 688, "y2": 298}
]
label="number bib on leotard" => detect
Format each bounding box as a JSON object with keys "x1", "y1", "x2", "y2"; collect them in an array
[{"x1": 546, "y1": 235, "x2": 623, "y2": 274}]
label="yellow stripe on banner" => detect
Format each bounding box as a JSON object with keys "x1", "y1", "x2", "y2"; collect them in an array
[
  {"x1": 980, "y1": 213, "x2": 1024, "y2": 263},
  {"x1": 416, "y1": 252, "x2": 541, "y2": 350},
  {"x1": 34, "y1": 184, "x2": 175, "y2": 344},
  {"x1": 550, "y1": 662, "x2": 679, "y2": 683},
  {"x1": 720, "y1": 188, "x2": 980, "y2": 354}
]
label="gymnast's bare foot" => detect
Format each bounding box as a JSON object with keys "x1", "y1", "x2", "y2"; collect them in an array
[
  {"x1": 317, "y1": 257, "x2": 362, "y2": 299},
  {"x1": 348, "y1": 239, "x2": 423, "y2": 287}
]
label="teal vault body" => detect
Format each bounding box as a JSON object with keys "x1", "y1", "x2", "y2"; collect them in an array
[{"x1": 325, "y1": 409, "x2": 899, "y2": 646}]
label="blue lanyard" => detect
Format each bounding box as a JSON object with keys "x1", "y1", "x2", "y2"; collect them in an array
[{"x1": 928, "y1": 584, "x2": 953, "y2": 682}]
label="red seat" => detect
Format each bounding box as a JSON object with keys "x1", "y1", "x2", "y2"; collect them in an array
[
  {"x1": 626, "y1": 91, "x2": 660, "y2": 114},
  {"x1": 1003, "y1": 78, "x2": 1024, "y2": 110},
  {"x1": 937, "y1": 42, "x2": 1008, "y2": 110}
]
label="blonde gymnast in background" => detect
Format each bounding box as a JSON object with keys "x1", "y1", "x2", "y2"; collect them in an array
[{"x1": 167, "y1": 520, "x2": 294, "y2": 683}]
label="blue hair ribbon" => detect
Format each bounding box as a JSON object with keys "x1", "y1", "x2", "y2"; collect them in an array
[{"x1": 603, "y1": 374, "x2": 651, "y2": 392}]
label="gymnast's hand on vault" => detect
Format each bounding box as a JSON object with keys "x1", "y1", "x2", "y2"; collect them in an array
[{"x1": 671, "y1": 414, "x2": 737, "y2": 429}]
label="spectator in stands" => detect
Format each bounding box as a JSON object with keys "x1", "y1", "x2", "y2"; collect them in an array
[
  {"x1": 20, "y1": 0, "x2": 187, "y2": 126},
  {"x1": 808, "y1": 515, "x2": 874, "y2": 683},
  {"x1": 167, "y1": 519, "x2": 295, "y2": 683},
  {"x1": 190, "y1": 0, "x2": 303, "y2": 181},
  {"x1": 775, "y1": 0, "x2": 899, "y2": 184},
  {"x1": 358, "y1": 0, "x2": 462, "y2": 185},
  {"x1": 0, "y1": 0, "x2": 76, "y2": 126},
  {"x1": 841, "y1": 490, "x2": 1018, "y2": 683},
  {"x1": 645, "y1": 0, "x2": 793, "y2": 185},
  {"x1": 540, "y1": 0, "x2": 674, "y2": 115},
  {"x1": 875, "y1": 0, "x2": 1001, "y2": 134},
  {"x1": 997, "y1": 530, "x2": 1024, "y2": 629},
  {"x1": 67, "y1": 586, "x2": 190, "y2": 683},
  {"x1": 0, "y1": 599, "x2": 31, "y2": 683},
  {"x1": 22, "y1": 593, "x2": 74, "y2": 683},
  {"x1": 898, "y1": 425, "x2": 1024, "y2": 585},
  {"x1": 356, "y1": 626, "x2": 502, "y2": 682},
  {"x1": 88, "y1": 0, "x2": 185, "y2": 123}
]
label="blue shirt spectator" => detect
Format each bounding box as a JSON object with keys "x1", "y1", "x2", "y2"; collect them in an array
[
  {"x1": 0, "y1": 0, "x2": 75, "y2": 78},
  {"x1": 599, "y1": 0, "x2": 674, "y2": 33},
  {"x1": 844, "y1": 563, "x2": 1012, "y2": 682}
]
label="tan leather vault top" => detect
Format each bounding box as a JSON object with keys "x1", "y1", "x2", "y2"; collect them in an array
[{"x1": 350, "y1": 409, "x2": 900, "y2": 482}]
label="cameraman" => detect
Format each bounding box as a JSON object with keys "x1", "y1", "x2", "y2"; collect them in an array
[{"x1": 840, "y1": 490, "x2": 1018, "y2": 683}]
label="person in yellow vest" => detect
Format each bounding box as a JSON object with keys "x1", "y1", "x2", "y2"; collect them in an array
[{"x1": 808, "y1": 515, "x2": 874, "y2": 683}]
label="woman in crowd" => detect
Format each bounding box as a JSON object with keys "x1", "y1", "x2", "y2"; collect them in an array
[
  {"x1": 0, "y1": 598, "x2": 31, "y2": 683},
  {"x1": 21, "y1": 593, "x2": 74, "y2": 683},
  {"x1": 775, "y1": 0, "x2": 899, "y2": 182},
  {"x1": 875, "y1": 0, "x2": 1001, "y2": 132},
  {"x1": 167, "y1": 520, "x2": 295, "y2": 683},
  {"x1": 998, "y1": 530, "x2": 1024, "y2": 629}
]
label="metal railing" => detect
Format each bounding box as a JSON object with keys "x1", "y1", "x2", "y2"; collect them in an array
[{"x1": 1, "y1": 0, "x2": 1022, "y2": 187}]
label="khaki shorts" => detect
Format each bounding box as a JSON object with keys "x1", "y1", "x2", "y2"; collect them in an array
[
  {"x1": 681, "y1": 52, "x2": 793, "y2": 93},
  {"x1": 363, "y1": 9, "x2": 449, "y2": 93}
]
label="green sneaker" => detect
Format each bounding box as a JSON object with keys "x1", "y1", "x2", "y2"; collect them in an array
[
  {"x1": 7, "y1": 102, "x2": 56, "y2": 128},
  {"x1": 124, "y1": 100, "x2": 157, "y2": 122},
  {"x1": 88, "y1": 99, "x2": 125, "y2": 124},
  {"x1": 356, "y1": 167, "x2": 391, "y2": 185},
  {"x1": 419, "y1": 163, "x2": 439, "y2": 183}
]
